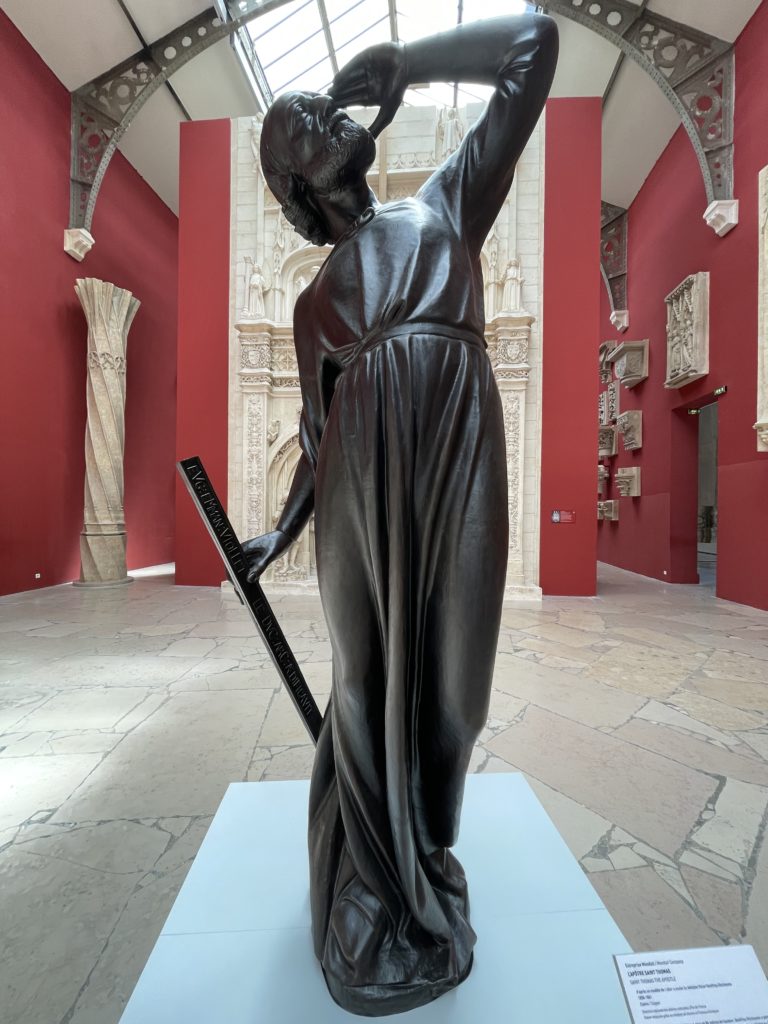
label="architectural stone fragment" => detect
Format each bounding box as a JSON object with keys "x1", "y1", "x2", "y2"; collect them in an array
[
  {"x1": 617, "y1": 411, "x2": 643, "y2": 451},
  {"x1": 64, "y1": 227, "x2": 95, "y2": 261},
  {"x1": 597, "y1": 500, "x2": 619, "y2": 522},
  {"x1": 756, "y1": 166, "x2": 768, "y2": 452},
  {"x1": 598, "y1": 464, "x2": 609, "y2": 496},
  {"x1": 704, "y1": 199, "x2": 739, "y2": 237},
  {"x1": 598, "y1": 392, "x2": 608, "y2": 427},
  {"x1": 599, "y1": 425, "x2": 618, "y2": 459},
  {"x1": 607, "y1": 381, "x2": 620, "y2": 422},
  {"x1": 599, "y1": 341, "x2": 616, "y2": 385},
  {"x1": 664, "y1": 272, "x2": 710, "y2": 389},
  {"x1": 608, "y1": 339, "x2": 649, "y2": 389},
  {"x1": 73, "y1": 278, "x2": 140, "y2": 586},
  {"x1": 615, "y1": 467, "x2": 641, "y2": 497}
]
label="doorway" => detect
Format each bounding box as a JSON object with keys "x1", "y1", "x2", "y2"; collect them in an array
[{"x1": 697, "y1": 402, "x2": 718, "y2": 587}]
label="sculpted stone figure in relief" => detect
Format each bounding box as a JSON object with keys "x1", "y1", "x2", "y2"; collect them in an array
[{"x1": 242, "y1": 14, "x2": 558, "y2": 1016}]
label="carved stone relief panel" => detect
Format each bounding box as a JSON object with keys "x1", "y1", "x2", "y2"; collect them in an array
[
  {"x1": 608, "y1": 339, "x2": 649, "y2": 389},
  {"x1": 617, "y1": 411, "x2": 643, "y2": 451},
  {"x1": 599, "y1": 425, "x2": 618, "y2": 459},
  {"x1": 664, "y1": 272, "x2": 710, "y2": 389},
  {"x1": 598, "y1": 392, "x2": 609, "y2": 426},
  {"x1": 597, "y1": 500, "x2": 619, "y2": 522},
  {"x1": 757, "y1": 165, "x2": 768, "y2": 451},
  {"x1": 599, "y1": 341, "x2": 617, "y2": 385},
  {"x1": 598, "y1": 464, "x2": 609, "y2": 496},
  {"x1": 607, "y1": 381, "x2": 620, "y2": 422},
  {"x1": 615, "y1": 466, "x2": 641, "y2": 497}
]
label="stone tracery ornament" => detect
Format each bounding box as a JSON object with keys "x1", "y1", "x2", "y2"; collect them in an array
[
  {"x1": 606, "y1": 381, "x2": 620, "y2": 422},
  {"x1": 74, "y1": 278, "x2": 140, "y2": 586},
  {"x1": 598, "y1": 499, "x2": 619, "y2": 521},
  {"x1": 664, "y1": 272, "x2": 710, "y2": 389}
]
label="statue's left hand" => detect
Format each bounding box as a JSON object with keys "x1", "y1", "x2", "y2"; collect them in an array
[{"x1": 329, "y1": 42, "x2": 408, "y2": 138}]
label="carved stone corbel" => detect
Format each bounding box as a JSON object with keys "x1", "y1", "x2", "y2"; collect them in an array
[
  {"x1": 617, "y1": 411, "x2": 643, "y2": 451},
  {"x1": 615, "y1": 466, "x2": 641, "y2": 497},
  {"x1": 664, "y1": 273, "x2": 710, "y2": 389},
  {"x1": 607, "y1": 339, "x2": 649, "y2": 389},
  {"x1": 598, "y1": 464, "x2": 610, "y2": 496},
  {"x1": 598, "y1": 499, "x2": 619, "y2": 522}
]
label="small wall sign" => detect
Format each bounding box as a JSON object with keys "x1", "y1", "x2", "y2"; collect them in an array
[{"x1": 551, "y1": 510, "x2": 576, "y2": 524}]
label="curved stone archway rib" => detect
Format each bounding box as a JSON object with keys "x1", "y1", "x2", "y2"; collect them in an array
[
  {"x1": 542, "y1": 0, "x2": 736, "y2": 231},
  {"x1": 68, "y1": 0, "x2": 738, "y2": 260}
]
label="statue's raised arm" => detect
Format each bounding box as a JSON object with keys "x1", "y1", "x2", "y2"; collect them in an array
[{"x1": 330, "y1": 14, "x2": 559, "y2": 249}]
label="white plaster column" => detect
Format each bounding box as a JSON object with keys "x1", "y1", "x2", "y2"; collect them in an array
[
  {"x1": 756, "y1": 165, "x2": 768, "y2": 452},
  {"x1": 74, "y1": 278, "x2": 140, "y2": 586},
  {"x1": 489, "y1": 313, "x2": 534, "y2": 595}
]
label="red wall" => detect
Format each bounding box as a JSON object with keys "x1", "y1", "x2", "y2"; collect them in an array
[
  {"x1": 0, "y1": 12, "x2": 178, "y2": 597},
  {"x1": 175, "y1": 119, "x2": 231, "y2": 586},
  {"x1": 540, "y1": 98, "x2": 602, "y2": 595},
  {"x1": 598, "y1": 2, "x2": 768, "y2": 611}
]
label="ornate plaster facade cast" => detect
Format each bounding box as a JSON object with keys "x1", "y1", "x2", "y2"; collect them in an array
[
  {"x1": 606, "y1": 381, "x2": 620, "y2": 422},
  {"x1": 664, "y1": 272, "x2": 710, "y2": 389},
  {"x1": 228, "y1": 107, "x2": 546, "y2": 599},
  {"x1": 608, "y1": 339, "x2": 649, "y2": 389},
  {"x1": 756, "y1": 166, "x2": 768, "y2": 452},
  {"x1": 73, "y1": 278, "x2": 140, "y2": 586},
  {"x1": 617, "y1": 410, "x2": 643, "y2": 452},
  {"x1": 598, "y1": 464, "x2": 610, "y2": 496},
  {"x1": 615, "y1": 466, "x2": 641, "y2": 497}
]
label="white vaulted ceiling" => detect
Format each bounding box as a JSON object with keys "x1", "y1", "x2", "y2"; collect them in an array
[{"x1": 1, "y1": 0, "x2": 763, "y2": 214}]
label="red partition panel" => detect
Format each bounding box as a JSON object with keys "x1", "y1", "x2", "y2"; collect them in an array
[
  {"x1": 540, "y1": 98, "x2": 602, "y2": 595},
  {"x1": 597, "y1": 1, "x2": 768, "y2": 610},
  {"x1": 0, "y1": 12, "x2": 178, "y2": 597},
  {"x1": 175, "y1": 119, "x2": 231, "y2": 586}
]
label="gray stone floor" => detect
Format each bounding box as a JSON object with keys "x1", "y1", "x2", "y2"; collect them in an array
[{"x1": 1, "y1": 563, "x2": 767, "y2": 1024}]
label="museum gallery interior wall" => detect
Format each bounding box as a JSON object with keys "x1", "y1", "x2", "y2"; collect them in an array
[
  {"x1": 176, "y1": 97, "x2": 602, "y2": 597},
  {"x1": 541, "y1": 97, "x2": 601, "y2": 596},
  {"x1": 597, "y1": 0, "x2": 768, "y2": 612},
  {"x1": 0, "y1": 12, "x2": 179, "y2": 598}
]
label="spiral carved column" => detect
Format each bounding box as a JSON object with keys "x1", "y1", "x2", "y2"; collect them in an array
[{"x1": 74, "y1": 278, "x2": 140, "y2": 586}]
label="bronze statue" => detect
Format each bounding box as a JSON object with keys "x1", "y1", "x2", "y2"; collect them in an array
[{"x1": 244, "y1": 14, "x2": 558, "y2": 1016}]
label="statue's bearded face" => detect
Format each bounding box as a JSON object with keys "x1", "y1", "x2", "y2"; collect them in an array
[{"x1": 263, "y1": 91, "x2": 376, "y2": 196}]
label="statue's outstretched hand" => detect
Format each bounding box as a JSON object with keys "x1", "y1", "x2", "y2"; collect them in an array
[
  {"x1": 242, "y1": 530, "x2": 292, "y2": 583},
  {"x1": 329, "y1": 42, "x2": 407, "y2": 138}
]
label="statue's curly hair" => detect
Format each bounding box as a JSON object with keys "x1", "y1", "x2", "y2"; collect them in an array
[{"x1": 260, "y1": 138, "x2": 331, "y2": 247}]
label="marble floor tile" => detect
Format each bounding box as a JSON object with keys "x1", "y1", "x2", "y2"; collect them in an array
[
  {"x1": 1, "y1": 562, "x2": 767, "y2": 1024},
  {"x1": 590, "y1": 867, "x2": 721, "y2": 952},
  {"x1": 614, "y1": 718, "x2": 768, "y2": 786},
  {"x1": 487, "y1": 705, "x2": 718, "y2": 856}
]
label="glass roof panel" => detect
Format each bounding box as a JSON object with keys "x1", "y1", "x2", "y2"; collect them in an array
[{"x1": 243, "y1": 0, "x2": 536, "y2": 103}]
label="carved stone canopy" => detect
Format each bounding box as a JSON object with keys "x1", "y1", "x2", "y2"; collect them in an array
[
  {"x1": 615, "y1": 466, "x2": 641, "y2": 497},
  {"x1": 607, "y1": 339, "x2": 649, "y2": 389},
  {"x1": 617, "y1": 410, "x2": 643, "y2": 451},
  {"x1": 664, "y1": 272, "x2": 710, "y2": 389}
]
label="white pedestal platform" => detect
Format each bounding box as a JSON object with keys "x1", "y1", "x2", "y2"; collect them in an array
[{"x1": 120, "y1": 773, "x2": 632, "y2": 1022}]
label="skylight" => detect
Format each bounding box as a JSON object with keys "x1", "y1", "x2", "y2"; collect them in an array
[{"x1": 229, "y1": 0, "x2": 536, "y2": 110}]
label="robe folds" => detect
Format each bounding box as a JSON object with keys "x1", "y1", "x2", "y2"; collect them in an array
[{"x1": 291, "y1": 25, "x2": 553, "y2": 1014}]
